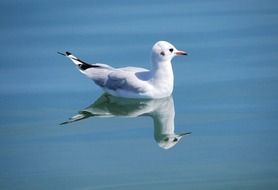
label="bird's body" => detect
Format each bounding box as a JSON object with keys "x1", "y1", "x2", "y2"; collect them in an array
[{"x1": 59, "y1": 41, "x2": 187, "y2": 99}]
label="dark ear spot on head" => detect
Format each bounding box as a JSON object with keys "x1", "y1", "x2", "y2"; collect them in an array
[{"x1": 160, "y1": 51, "x2": 165, "y2": 56}]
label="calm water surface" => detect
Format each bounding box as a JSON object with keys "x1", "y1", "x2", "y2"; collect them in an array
[{"x1": 1, "y1": 0, "x2": 278, "y2": 189}]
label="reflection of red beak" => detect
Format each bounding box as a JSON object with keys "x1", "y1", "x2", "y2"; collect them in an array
[{"x1": 175, "y1": 51, "x2": 188, "y2": 56}]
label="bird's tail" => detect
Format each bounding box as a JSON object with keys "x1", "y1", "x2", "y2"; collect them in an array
[{"x1": 58, "y1": 51, "x2": 98, "y2": 71}]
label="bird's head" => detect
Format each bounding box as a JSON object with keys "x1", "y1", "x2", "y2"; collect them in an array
[{"x1": 151, "y1": 41, "x2": 187, "y2": 63}]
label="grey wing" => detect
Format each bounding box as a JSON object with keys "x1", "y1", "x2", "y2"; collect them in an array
[
  {"x1": 104, "y1": 71, "x2": 145, "y2": 93},
  {"x1": 82, "y1": 64, "x2": 114, "y2": 87}
]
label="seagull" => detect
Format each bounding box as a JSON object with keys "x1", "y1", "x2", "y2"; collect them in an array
[{"x1": 58, "y1": 41, "x2": 187, "y2": 99}]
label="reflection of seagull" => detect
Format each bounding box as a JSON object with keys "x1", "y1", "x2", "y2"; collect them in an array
[
  {"x1": 58, "y1": 41, "x2": 187, "y2": 99},
  {"x1": 61, "y1": 94, "x2": 191, "y2": 149}
]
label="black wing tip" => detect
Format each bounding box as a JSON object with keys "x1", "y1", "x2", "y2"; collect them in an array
[
  {"x1": 79, "y1": 63, "x2": 101, "y2": 70},
  {"x1": 57, "y1": 52, "x2": 66, "y2": 56},
  {"x1": 57, "y1": 51, "x2": 72, "y2": 56},
  {"x1": 59, "y1": 121, "x2": 71, "y2": 125}
]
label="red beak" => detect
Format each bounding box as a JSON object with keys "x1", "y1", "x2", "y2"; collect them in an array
[{"x1": 175, "y1": 51, "x2": 188, "y2": 56}]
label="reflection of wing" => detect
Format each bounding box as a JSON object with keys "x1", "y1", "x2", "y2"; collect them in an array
[
  {"x1": 60, "y1": 111, "x2": 93, "y2": 125},
  {"x1": 60, "y1": 94, "x2": 150, "y2": 125}
]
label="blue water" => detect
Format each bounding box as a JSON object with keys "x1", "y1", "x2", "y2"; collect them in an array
[{"x1": 1, "y1": 0, "x2": 278, "y2": 189}]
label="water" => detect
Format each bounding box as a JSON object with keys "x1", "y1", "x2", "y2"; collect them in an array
[{"x1": 1, "y1": 0, "x2": 278, "y2": 189}]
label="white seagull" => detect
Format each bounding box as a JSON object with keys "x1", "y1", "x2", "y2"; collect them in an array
[{"x1": 58, "y1": 41, "x2": 187, "y2": 99}]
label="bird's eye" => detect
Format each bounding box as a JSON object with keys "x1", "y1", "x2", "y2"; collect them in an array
[
  {"x1": 160, "y1": 51, "x2": 165, "y2": 56},
  {"x1": 164, "y1": 137, "x2": 169, "y2": 142},
  {"x1": 173, "y1": 138, "x2": 178, "y2": 142},
  {"x1": 169, "y1": 48, "x2": 174, "y2": 53}
]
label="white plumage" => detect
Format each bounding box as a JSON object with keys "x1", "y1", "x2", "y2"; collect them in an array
[{"x1": 59, "y1": 41, "x2": 187, "y2": 99}]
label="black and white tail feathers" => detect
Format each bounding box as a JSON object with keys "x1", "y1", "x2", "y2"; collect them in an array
[{"x1": 58, "y1": 51, "x2": 101, "y2": 71}]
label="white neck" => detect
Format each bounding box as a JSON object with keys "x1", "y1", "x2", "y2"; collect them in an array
[{"x1": 150, "y1": 60, "x2": 174, "y2": 98}]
